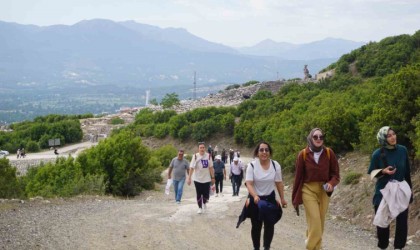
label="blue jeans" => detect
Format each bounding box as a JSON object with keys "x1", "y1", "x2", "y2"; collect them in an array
[{"x1": 173, "y1": 177, "x2": 186, "y2": 202}]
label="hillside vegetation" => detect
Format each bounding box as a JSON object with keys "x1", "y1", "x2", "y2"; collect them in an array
[{"x1": 0, "y1": 30, "x2": 419, "y2": 201}]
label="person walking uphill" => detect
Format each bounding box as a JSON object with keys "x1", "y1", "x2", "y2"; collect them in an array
[
  {"x1": 368, "y1": 126, "x2": 413, "y2": 250},
  {"x1": 230, "y1": 157, "x2": 244, "y2": 196},
  {"x1": 292, "y1": 128, "x2": 340, "y2": 250},
  {"x1": 167, "y1": 149, "x2": 189, "y2": 204},
  {"x1": 245, "y1": 141, "x2": 287, "y2": 250},
  {"x1": 213, "y1": 155, "x2": 226, "y2": 197},
  {"x1": 187, "y1": 142, "x2": 215, "y2": 214}
]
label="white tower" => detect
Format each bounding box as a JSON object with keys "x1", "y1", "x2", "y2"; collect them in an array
[{"x1": 145, "y1": 90, "x2": 150, "y2": 106}]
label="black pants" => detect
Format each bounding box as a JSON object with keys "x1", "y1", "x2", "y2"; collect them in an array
[
  {"x1": 194, "y1": 181, "x2": 210, "y2": 208},
  {"x1": 232, "y1": 174, "x2": 242, "y2": 195},
  {"x1": 215, "y1": 173, "x2": 224, "y2": 193},
  {"x1": 374, "y1": 205, "x2": 409, "y2": 249},
  {"x1": 250, "y1": 192, "x2": 276, "y2": 250}
]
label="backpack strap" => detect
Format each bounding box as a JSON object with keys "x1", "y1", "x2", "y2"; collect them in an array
[{"x1": 250, "y1": 160, "x2": 276, "y2": 171}]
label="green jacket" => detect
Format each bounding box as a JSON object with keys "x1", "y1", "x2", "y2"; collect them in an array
[{"x1": 368, "y1": 144, "x2": 413, "y2": 206}]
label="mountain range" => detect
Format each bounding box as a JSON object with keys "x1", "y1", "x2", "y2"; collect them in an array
[{"x1": 0, "y1": 19, "x2": 365, "y2": 89}]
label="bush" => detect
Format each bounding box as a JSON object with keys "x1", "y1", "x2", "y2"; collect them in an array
[
  {"x1": 152, "y1": 144, "x2": 177, "y2": 167},
  {"x1": 24, "y1": 156, "x2": 105, "y2": 197},
  {"x1": 0, "y1": 158, "x2": 23, "y2": 198},
  {"x1": 26, "y1": 140, "x2": 40, "y2": 152},
  {"x1": 110, "y1": 117, "x2": 124, "y2": 125},
  {"x1": 343, "y1": 172, "x2": 363, "y2": 185}
]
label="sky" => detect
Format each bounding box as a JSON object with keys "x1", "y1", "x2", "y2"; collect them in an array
[{"x1": 1, "y1": 0, "x2": 419, "y2": 47}]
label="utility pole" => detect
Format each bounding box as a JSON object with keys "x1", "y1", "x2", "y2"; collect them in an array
[{"x1": 193, "y1": 71, "x2": 196, "y2": 100}]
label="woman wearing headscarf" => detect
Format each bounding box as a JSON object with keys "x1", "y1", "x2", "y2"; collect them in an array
[
  {"x1": 292, "y1": 128, "x2": 340, "y2": 250},
  {"x1": 368, "y1": 126, "x2": 413, "y2": 250}
]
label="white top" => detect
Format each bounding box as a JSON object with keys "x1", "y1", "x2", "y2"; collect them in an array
[
  {"x1": 230, "y1": 161, "x2": 244, "y2": 175},
  {"x1": 312, "y1": 148, "x2": 323, "y2": 164},
  {"x1": 246, "y1": 159, "x2": 282, "y2": 196},
  {"x1": 373, "y1": 180, "x2": 411, "y2": 228},
  {"x1": 190, "y1": 153, "x2": 213, "y2": 183}
]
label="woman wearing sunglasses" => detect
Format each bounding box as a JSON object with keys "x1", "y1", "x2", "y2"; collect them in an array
[
  {"x1": 245, "y1": 141, "x2": 287, "y2": 250},
  {"x1": 292, "y1": 128, "x2": 340, "y2": 250}
]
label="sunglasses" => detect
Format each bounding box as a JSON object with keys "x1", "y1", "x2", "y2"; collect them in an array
[
  {"x1": 312, "y1": 135, "x2": 324, "y2": 141},
  {"x1": 259, "y1": 148, "x2": 270, "y2": 153}
]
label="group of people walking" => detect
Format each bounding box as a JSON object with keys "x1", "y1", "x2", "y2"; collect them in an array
[{"x1": 166, "y1": 126, "x2": 413, "y2": 250}]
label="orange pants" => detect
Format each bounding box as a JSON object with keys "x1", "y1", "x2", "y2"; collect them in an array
[{"x1": 302, "y1": 182, "x2": 330, "y2": 250}]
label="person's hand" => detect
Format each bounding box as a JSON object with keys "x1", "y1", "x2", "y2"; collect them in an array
[
  {"x1": 253, "y1": 195, "x2": 260, "y2": 204},
  {"x1": 382, "y1": 166, "x2": 397, "y2": 175},
  {"x1": 187, "y1": 177, "x2": 191, "y2": 186},
  {"x1": 324, "y1": 183, "x2": 334, "y2": 192},
  {"x1": 280, "y1": 198, "x2": 288, "y2": 208},
  {"x1": 211, "y1": 178, "x2": 215, "y2": 185}
]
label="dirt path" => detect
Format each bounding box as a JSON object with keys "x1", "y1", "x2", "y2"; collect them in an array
[{"x1": 2, "y1": 157, "x2": 418, "y2": 250}]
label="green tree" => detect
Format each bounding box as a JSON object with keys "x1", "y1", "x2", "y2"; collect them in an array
[
  {"x1": 0, "y1": 158, "x2": 22, "y2": 198},
  {"x1": 160, "y1": 92, "x2": 180, "y2": 109}
]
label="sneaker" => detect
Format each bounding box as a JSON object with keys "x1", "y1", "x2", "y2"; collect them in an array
[
  {"x1": 220, "y1": 193, "x2": 224, "y2": 197},
  {"x1": 203, "y1": 203, "x2": 207, "y2": 211},
  {"x1": 176, "y1": 201, "x2": 180, "y2": 204},
  {"x1": 197, "y1": 208, "x2": 202, "y2": 214},
  {"x1": 215, "y1": 193, "x2": 218, "y2": 197}
]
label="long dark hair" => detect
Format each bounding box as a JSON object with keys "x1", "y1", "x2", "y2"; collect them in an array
[{"x1": 253, "y1": 141, "x2": 273, "y2": 158}]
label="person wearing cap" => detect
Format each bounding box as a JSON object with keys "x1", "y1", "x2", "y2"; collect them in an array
[
  {"x1": 292, "y1": 128, "x2": 340, "y2": 250},
  {"x1": 368, "y1": 126, "x2": 413, "y2": 250},
  {"x1": 188, "y1": 142, "x2": 215, "y2": 214},
  {"x1": 168, "y1": 149, "x2": 189, "y2": 204},
  {"x1": 213, "y1": 154, "x2": 226, "y2": 197},
  {"x1": 230, "y1": 156, "x2": 244, "y2": 196}
]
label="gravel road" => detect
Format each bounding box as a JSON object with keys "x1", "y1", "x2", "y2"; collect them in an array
[{"x1": 1, "y1": 156, "x2": 418, "y2": 250}]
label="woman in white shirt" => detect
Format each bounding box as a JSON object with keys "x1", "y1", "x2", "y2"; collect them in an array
[
  {"x1": 246, "y1": 141, "x2": 287, "y2": 250},
  {"x1": 187, "y1": 142, "x2": 215, "y2": 214}
]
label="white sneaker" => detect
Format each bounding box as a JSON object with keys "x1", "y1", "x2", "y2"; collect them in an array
[
  {"x1": 215, "y1": 193, "x2": 218, "y2": 197},
  {"x1": 221, "y1": 193, "x2": 224, "y2": 197},
  {"x1": 203, "y1": 203, "x2": 207, "y2": 212},
  {"x1": 197, "y1": 208, "x2": 202, "y2": 214}
]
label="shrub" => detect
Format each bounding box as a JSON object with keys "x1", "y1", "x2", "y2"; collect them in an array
[
  {"x1": 110, "y1": 117, "x2": 124, "y2": 125},
  {"x1": 343, "y1": 172, "x2": 363, "y2": 185},
  {"x1": 0, "y1": 158, "x2": 23, "y2": 198}
]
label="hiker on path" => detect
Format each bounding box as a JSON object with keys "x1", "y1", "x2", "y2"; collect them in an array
[
  {"x1": 188, "y1": 142, "x2": 215, "y2": 214},
  {"x1": 245, "y1": 141, "x2": 287, "y2": 250},
  {"x1": 168, "y1": 149, "x2": 189, "y2": 204},
  {"x1": 292, "y1": 128, "x2": 340, "y2": 250},
  {"x1": 368, "y1": 126, "x2": 413, "y2": 250},
  {"x1": 230, "y1": 156, "x2": 244, "y2": 196},
  {"x1": 213, "y1": 155, "x2": 226, "y2": 197}
]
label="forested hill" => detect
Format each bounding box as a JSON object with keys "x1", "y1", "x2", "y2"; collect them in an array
[{"x1": 133, "y1": 30, "x2": 420, "y2": 171}]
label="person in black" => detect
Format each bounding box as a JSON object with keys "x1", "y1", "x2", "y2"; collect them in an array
[
  {"x1": 221, "y1": 148, "x2": 227, "y2": 163},
  {"x1": 213, "y1": 155, "x2": 226, "y2": 197},
  {"x1": 229, "y1": 148, "x2": 234, "y2": 164}
]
